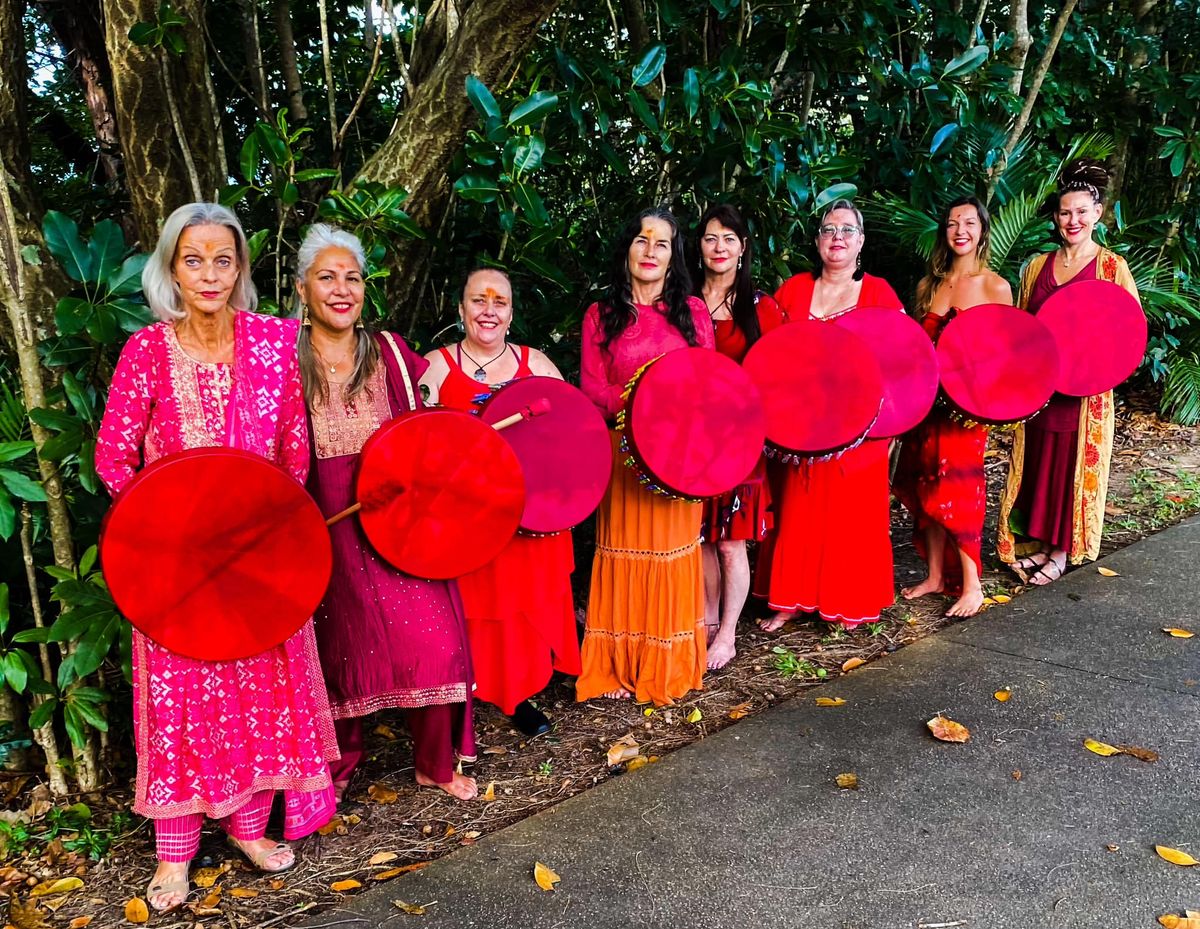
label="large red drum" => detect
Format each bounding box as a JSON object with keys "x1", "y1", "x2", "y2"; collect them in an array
[
  {"x1": 743, "y1": 321, "x2": 884, "y2": 458},
  {"x1": 356, "y1": 408, "x2": 524, "y2": 579},
  {"x1": 834, "y1": 307, "x2": 940, "y2": 438},
  {"x1": 937, "y1": 304, "x2": 1059, "y2": 426},
  {"x1": 479, "y1": 376, "x2": 611, "y2": 534},
  {"x1": 1036, "y1": 279, "x2": 1146, "y2": 397},
  {"x1": 617, "y1": 347, "x2": 765, "y2": 500},
  {"x1": 99, "y1": 448, "x2": 332, "y2": 662}
]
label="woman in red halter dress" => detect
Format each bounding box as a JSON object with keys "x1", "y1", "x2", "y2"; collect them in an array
[{"x1": 420, "y1": 267, "x2": 579, "y2": 736}]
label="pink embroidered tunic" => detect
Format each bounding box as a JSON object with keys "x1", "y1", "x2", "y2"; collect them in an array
[{"x1": 95, "y1": 312, "x2": 338, "y2": 832}]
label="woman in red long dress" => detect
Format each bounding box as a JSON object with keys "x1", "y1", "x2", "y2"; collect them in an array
[
  {"x1": 755, "y1": 199, "x2": 901, "y2": 630},
  {"x1": 421, "y1": 268, "x2": 579, "y2": 736},
  {"x1": 693, "y1": 204, "x2": 784, "y2": 669},
  {"x1": 893, "y1": 196, "x2": 1012, "y2": 617}
]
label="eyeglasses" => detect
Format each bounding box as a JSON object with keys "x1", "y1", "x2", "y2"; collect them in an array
[{"x1": 818, "y1": 224, "x2": 862, "y2": 239}]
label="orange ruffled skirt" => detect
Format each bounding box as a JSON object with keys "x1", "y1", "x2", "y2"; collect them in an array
[{"x1": 576, "y1": 432, "x2": 705, "y2": 706}]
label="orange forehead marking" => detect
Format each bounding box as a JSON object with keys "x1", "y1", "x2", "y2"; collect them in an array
[
  {"x1": 640, "y1": 227, "x2": 660, "y2": 244},
  {"x1": 484, "y1": 287, "x2": 500, "y2": 300}
]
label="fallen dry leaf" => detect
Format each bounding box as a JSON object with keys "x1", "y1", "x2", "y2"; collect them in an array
[
  {"x1": 68, "y1": 918, "x2": 92, "y2": 929},
  {"x1": 841, "y1": 657, "x2": 866, "y2": 672},
  {"x1": 29, "y1": 878, "x2": 83, "y2": 897},
  {"x1": 373, "y1": 724, "x2": 397, "y2": 740},
  {"x1": 1163, "y1": 628, "x2": 1196, "y2": 638},
  {"x1": 371, "y1": 863, "x2": 428, "y2": 882},
  {"x1": 1105, "y1": 844, "x2": 1119, "y2": 852},
  {"x1": 369, "y1": 852, "x2": 399, "y2": 866},
  {"x1": 993, "y1": 690, "x2": 1012, "y2": 702},
  {"x1": 481, "y1": 745, "x2": 507, "y2": 755},
  {"x1": 815, "y1": 697, "x2": 846, "y2": 707},
  {"x1": 229, "y1": 888, "x2": 258, "y2": 899},
  {"x1": 330, "y1": 879, "x2": 362, "y2": 892},
  {"x1": 191, "y1": 867, "x2": 225, "y2": 888},
  {"x1": 393, "y1": 900, "x2": 426, "y2": 915},
  {"x1": 625, "y1": 755, "x2": 649, "y2": 772},
  {"x1": 728, "y1": 701, "x2": 752, "y2": 719},
  {"x1": 835, "y1": 773, "x2": 859, "y2": 790},
  {"x1": 1158, "y1": 915, "x2": 1200, "y2": 929},
  {"x1": 980, "y1": 597, "x2": 996, "y2": 606},
  {"x1": 1096, "y1": 566, "x2": 1120, "y2": 577},
  {"x1": 317, "y1": 816, "x2": 343, "y2": 836},
  {"x1": 1155, "y1": 845, "x2": 1200, "y2": 867},
  {"x1": 686, "y1": 707, "x2": 702, "y2": 723},
  {"x1": 642, "y1": 707, "x2": 654, "y2": 717},
  {"x1": 8, "y1": 897, "x2": 51, "y2": 929},
  {"x1": 1011, "y1": 770, "x2": 1022, "y2": 781},
  {"x1": 1116, "y1": 744, "x2": 1159, "y2": 763},
  {"x1": 992, "y1": 594, "x2": 1012, "y2": 604},
  {"x1": 1083, "y1": 738, "x2": 1122, "y2": 757},
  {"x1": 606, "y1": 735, "x2": 639, "y2": 766},
  {"x1": 344, "y1": 813, "x2": 362, "y2": 825},
  {"x1": 482, "y1": 782, "x2": 496, "y2": 802},
  {"x1": 368, "y1": 783, "x2": 399, "y2": 804},
  {"x1": 198, "y1": 888, "x2": 222, "y2": 908},
  {"x1": 123, "y1": 898, "x2": 149, "y2": 924},
  {"x1": 533, "y1": 862, "x2": 560, "y2": 892},
  {"x1": 927, "y1": 715, "x2": 970, "y2": 743}
]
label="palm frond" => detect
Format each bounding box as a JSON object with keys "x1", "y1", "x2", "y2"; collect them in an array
[
  {"x1": 1118, "y1": 247, "x2": 1200, "y2": 325},
  {"x1": 0, "y1": 378, "x2": 26, "y2": 444},
  {"x1": 1161, "y1": 351, "x2": 1200, "y2": 425},
  {"x1": 862, "y1": 194, "x2": 939, "y2": 260},
  {"x1": 987, "y1": 193, "x2": 1043, "y2": 272}
]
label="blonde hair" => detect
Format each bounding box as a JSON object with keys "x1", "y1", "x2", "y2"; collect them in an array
[{"x1": 142, "y1": 202, "x2": 257, "y2": 321}]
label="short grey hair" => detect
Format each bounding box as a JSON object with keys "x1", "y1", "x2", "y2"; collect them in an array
[
  {"x1": 819, "y1": 198, "x2": 865, "y2": 232},
  {"x1": 296, "y1": 224, "x2": 367, "y2": 285},
  {"x1": 142, "y1": 202, "x2": 256, "y2": 321}
]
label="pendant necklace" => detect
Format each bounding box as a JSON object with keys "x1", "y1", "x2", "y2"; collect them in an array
[
  {"x1": 316, "y1": 345, "x2": 352, "y2": 374},
  {"x1": 460, "y1": 342, "x2": 509, "y2": 382}
]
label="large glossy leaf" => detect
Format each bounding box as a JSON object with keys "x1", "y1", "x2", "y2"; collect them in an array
[
  {"x1": 454, "y1": 173, "x2": 501, "y2": 203},
  {"x1": 941, "y1": 45, "x2": 988, "y2": 80},
  {"x1": 0, "y1": 470, "x2": 47, "y2": 502},
  {"x1": 632, "y1": 44, "x2": 667, "y2": 87},
  {"x1": 930, "y1": 122, "x2": 959, "y2": 155},
  {"x1": 466, "y1": 75, "x2": 501, "y2": 121},
  {"x1": 508, "y1": 92, "x2": 558, "y2": 128},
  {"x1": 814, "y1": 183, "x2": 858, "y2": 212},
  {"x1": 683, "y1": 68, "x2": 701, "y2": 119},
  {"x1": 512, "y1": 183, "x2": 550, "y2": 226},
  {"x1": 86, "y1": 220, "x2": 126, "y2": 283},
  {"x1": 253, "y1": 121, "x2": 288, "y2": 168},
  {"x1": 55, "y1": 297, "x2": 92, "y2": 337},
  {"x1": 239, "y1": 133, "x2": 260, "y2": 182},
  {"x1": 107, "y1": 253, "x2": 148, "y2": 297},
  {"x1": 43, "y1": 212, "x2": 91, "y2": 282},
  {"x1": 510, "y1": 135, "x2": 546, "y2": 174}
]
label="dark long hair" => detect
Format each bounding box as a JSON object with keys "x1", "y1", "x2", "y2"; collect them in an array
[
  {"x1": 914, "y1": 196, "x2": 993, "y2": 315},
  {"x1": 1043, "y1": 158, "x2": 1110, "y2": 240},
  {"x1": 695, "y1": 203, "x2": 761, "y2": 347},
  {"x1": 598, "y1": 206, "x2": 697, "y2": 351}
]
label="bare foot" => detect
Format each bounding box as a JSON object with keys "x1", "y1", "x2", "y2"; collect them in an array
[
  {"x1": 757, "y1": 611, "x2": 794, "y2": 633},
  {"x1": 147, "y1": 861, "x2": 189, "y2": 912},
  {"x1": 229, "y1": 836, "x2": 294, "y2": 872},
  {"x1": 901, "y1": 576, "x2": 944, "y2": 600},
  {"x1": 945, "y1": 587, "x2": 985, "y2": 617},
  {"x1": 705, "y1": 623, "x2": 720, "y2": 646},
  {"x1": 333, "y1": 780, "x2": 350, "y2": 803},
  {"x1": 602, "y1": 687, "x2": 632, "y2": 699},
  {"x1": 416, "y1": 769, "x2": 478, "y2": 800},
  {"x1": 706, "y1": 634, "x2": 736, "y2": 670}
]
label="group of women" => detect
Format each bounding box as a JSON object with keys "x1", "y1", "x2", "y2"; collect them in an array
[{"x1": 95, "y1": 158, "x2": 1138, "y2": 911}]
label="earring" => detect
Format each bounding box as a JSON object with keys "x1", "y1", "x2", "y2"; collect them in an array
[
  {"x1": 856, "y1": 254, "x2": 862, "y2": 271},
  {"x1": 301, "y1": 304, "x2": 311, "y2": 327},
  {"x1": 737, "y1": 256, "x2": 743, "y2": 270},
  {"x1": 355, "y1": 317, "x2": 365, "y2": 329},
  {"x1": 456, "y1": 316, "x2": 465, "y2": 333}
]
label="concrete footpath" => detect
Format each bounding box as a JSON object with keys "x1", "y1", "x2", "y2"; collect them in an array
[{"x1": 306, "y1": 517, "x2": 1200, "y2": 929}]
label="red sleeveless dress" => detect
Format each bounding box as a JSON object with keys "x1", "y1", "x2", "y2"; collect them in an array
[{"x1": 437, "y1": 346, "x2": 581, "y2": 714}]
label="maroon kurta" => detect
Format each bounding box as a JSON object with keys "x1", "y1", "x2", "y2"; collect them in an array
[{"x1": 306, "y1": 334, "x2": 474, "y2": 763}]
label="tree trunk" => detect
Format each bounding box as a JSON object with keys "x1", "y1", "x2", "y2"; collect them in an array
[
  {"x1": 1005, "y1": 0, "x2": 1031, "y2": 93},
  {"x1": 237, "y1": 0, "x2": 270, "y2": 118},
  {"x1": 274, "y1": 0, "x2": 307, "y2": 124},
  {"x1": 104, "y1": 0, "x2": 225, "y2": 247},
  {"x1": 34, "y1": 0, "x2": 123, "y2": 186},
  {"x1": 619, "y1": 0, "x2": 650, "y2": 52},
  {"x1": 355, "y1": 0, "x2": 564, "y2": 322},
  {"x1": 988, "y1": 0, "x2": 1080, "y2": 202}
]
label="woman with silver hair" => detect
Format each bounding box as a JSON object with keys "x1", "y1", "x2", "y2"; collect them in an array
[
  {"x1": 95, "y1": 203, "x2": 339, "y2": 911},
  {"x1": 297, "y1": 223, "x2": 478, "y2": 803}
]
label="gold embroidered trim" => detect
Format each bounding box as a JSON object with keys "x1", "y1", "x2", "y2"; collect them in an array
[
  {"x1": 594, "y1": 538, "x2": 699, "y2": 561},
  {"x1": 167, "y1": 325, "x2": 232, "y2": 449},
  {"x1": 583, "y1": 627, "x2": 702, "y2": 647},
  {"x1": 329, "y1": 683, "x2": 471, "y2": 719},
  {"x1": 311, "y1": 365, "x2": 391, "y2": 459},
  {"x1": 380, "y1": 332, "x2": 416, "y2": 408}
]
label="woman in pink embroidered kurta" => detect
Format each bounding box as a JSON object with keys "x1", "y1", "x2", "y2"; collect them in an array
[{"x1": 95, "y1": 203, "x2": 337, "y2": 912}]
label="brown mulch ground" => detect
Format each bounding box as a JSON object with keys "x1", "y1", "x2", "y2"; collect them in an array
[{"x1": 3, "y1": 392, "x2": 1199, "y2": 928}]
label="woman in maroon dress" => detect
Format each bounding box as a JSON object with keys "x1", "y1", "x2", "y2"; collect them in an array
[
  {"x1": 419, "y1": 268, "x2": 578, "y2": 737},
  {"x1": 693, "y1": 204, "x2": 784, "y2": 668},
  {"x1": 997, "y1": 161, "x2": 1141, "y2": 584},
  {"x1": 297, "y1": 224, "x2": 477, "y2": 801}
]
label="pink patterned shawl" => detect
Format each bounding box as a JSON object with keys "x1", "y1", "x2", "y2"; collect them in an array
[{"x1": 96, "y1": 311, "x2": 337, "y2": 831}]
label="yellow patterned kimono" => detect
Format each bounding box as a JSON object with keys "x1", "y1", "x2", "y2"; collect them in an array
[{"x1": 997, "y1": 247, "x2": 1140, "y2": 565}]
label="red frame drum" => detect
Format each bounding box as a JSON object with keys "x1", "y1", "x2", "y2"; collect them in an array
[
  {"x1": 99, "y1": 447, "x2": 333, "y2": 662},
  {"x1": 834, "y1": 306, "x2": 940, "y2": 438},
  {"x1": 1035, "y1": 279, "x2": 1147, "y2": 397},
  {"x1": 618, "y1": 347, "x2": 766, "y2": 500},
  {"x1": 356, "y1": 408, "x2": 525, "y2": 579},
  {"x1": 743, "y1": 321, "x2": 884, "y2": 458},
  {"x1": 936, "y1": 303, "x2": 1060, "y2": 426},
  {"x1": 478, "y1": 376, "x2": 612, "y2": 533}
]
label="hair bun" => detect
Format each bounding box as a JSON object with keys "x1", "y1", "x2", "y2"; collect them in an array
[{"x1": 1059, "y1": 158, "x2": 1110, "y2": 194}]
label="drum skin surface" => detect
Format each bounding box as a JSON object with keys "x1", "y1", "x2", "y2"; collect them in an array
[
  {"x1": 479, "y1": 377, "x2": 612, "y2": 533},
  {"x1": 99, "y1": 447, "x2": 333, "y2": 662},
  {"x1": 623, "y1": 348, "x2": 766, "y2": 500},
  {"x1": 1036, "y1": 279, "x2": 1147, "y2": 397},
  {"x1": 357, "y1": 408, "x2": 524, "y2": 578},
  {"x1": 937, "y1": 303, "x2": 1059, "y2": 426},
  {"x1": 743, "y1": 321, "x2": 884, "y2": 456},
  {"x1": 834, "y1": 307, "x2": 940, "y2": 438}
]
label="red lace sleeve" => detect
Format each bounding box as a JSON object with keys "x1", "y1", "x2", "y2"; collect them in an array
[{"x1": 580, "y1": 303, "x2": 624, "y2": 419}]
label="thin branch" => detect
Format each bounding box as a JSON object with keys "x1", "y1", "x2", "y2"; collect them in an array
[
  {"x1": 336, "y1": 30, "x2": 385, "y2": 156},
  {"x1": 318, "y1": 0, "x2": 339, "y2": 153}
]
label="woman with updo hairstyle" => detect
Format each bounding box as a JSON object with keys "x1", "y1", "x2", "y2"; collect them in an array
[
  {"x1": 997, "y1": 160, "x2": 1141, "y2": 585},
  {"x1": 96, "y1": 203, "x2": 338, "y2": 911},
  {"x1": 693, "y1": 203, "x2": 785, "y2": 669},
  {"x1": 576, "y1": 206, "x2": 715, "y2": 705},
  {"x1": 297, "y1": 223, "x2": 478, "y2": 802}
]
